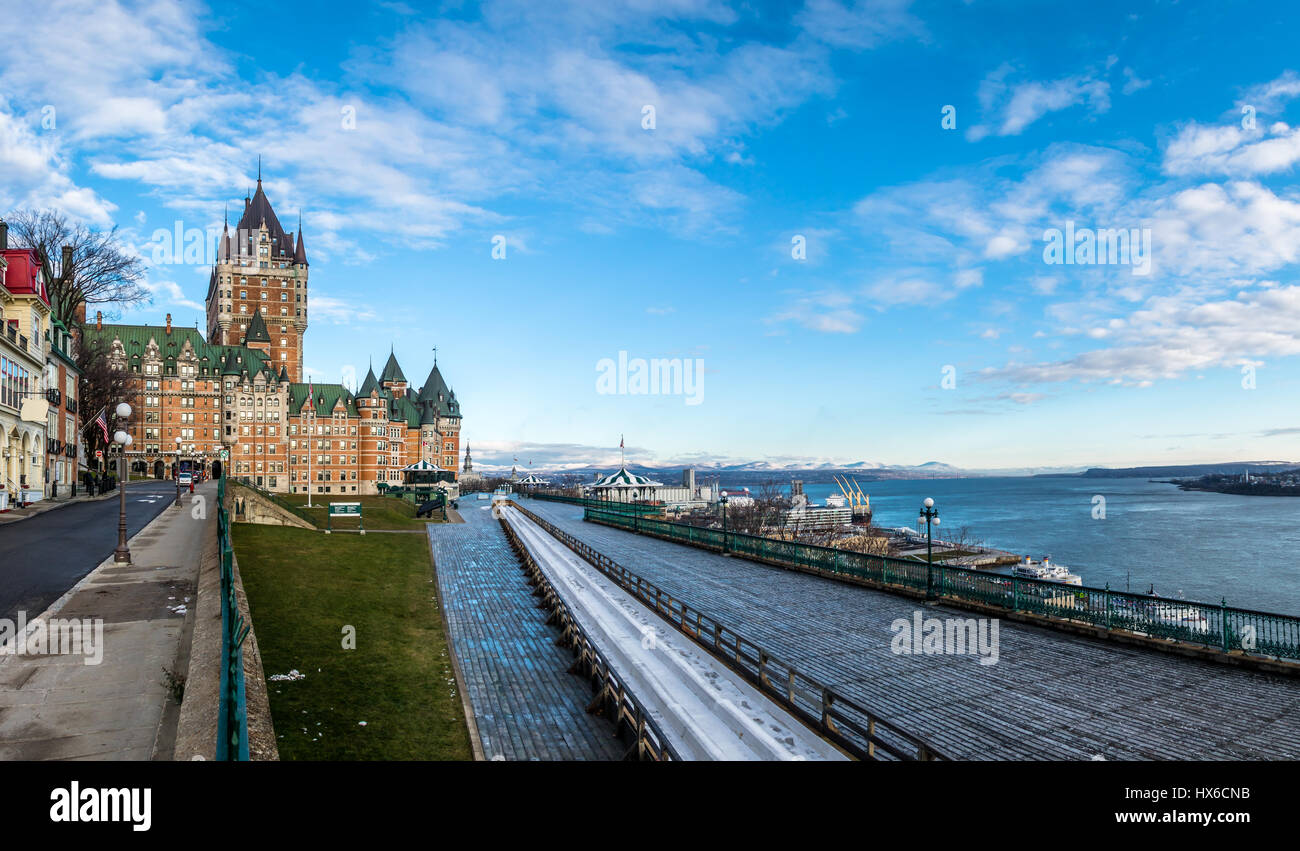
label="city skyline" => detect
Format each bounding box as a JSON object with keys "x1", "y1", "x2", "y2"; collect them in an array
[{"x1": 3, "y1": 0, "x2": 1300, "y2": 470}]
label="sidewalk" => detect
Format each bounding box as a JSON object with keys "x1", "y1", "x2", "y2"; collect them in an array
[
  {"x1": 0, "y1": 481, "x2": 216, "y2": 759},
  {"x1": 0, "y1": 479, "x2": 156, "y2": 526}
]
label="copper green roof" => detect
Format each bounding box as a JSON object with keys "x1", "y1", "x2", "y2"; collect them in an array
[
  {"x1": 288, "y1": 382, "x2": 358, "y2": 417},
  {"x1": 380, "y1": 351, "x2": 406, "y2": 384},
  {"x1": 357, "y1": 365, "x2": 379, "y2": 397},
  {"x1": 393, "y1": 393, "x2": 421, "y2": 428},
  {"x1": 416, "y1": 362, "x2": 461, "y2": 421},
  {"x1": 85, "y1": 322, "x2": 273, "y2": 378},
  {"x1": 243, "y1": 310, "x2": 271, "y2": 344}
]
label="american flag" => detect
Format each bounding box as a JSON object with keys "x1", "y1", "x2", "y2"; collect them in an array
[{"x1": 95, "y1": 409, "x2": 109, "y2": 443}]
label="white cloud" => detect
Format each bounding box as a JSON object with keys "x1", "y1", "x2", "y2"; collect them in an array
[{"x1": 967, "y1": 64, "x2": 1111, "y2": 141}]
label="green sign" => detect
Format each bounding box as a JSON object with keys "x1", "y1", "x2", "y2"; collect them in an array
[{"x1": 326, "y1": 502, "x2": 363, "y2": 534}]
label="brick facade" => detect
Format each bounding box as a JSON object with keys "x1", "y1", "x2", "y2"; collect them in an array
[{"x1": 85, "y1": 176, "x2": 462, "y2": 494}]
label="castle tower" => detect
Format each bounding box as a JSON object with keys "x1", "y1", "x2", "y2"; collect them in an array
[{"x1": 206, "y1": 166, "x2": 309, "y2": 381}]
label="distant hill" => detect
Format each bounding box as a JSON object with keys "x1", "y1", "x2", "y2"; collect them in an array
[{"x1": 1044, "y1": 462, "x2": 1296, "y2": 479}]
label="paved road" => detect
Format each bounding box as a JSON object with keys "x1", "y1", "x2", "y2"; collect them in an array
[{"x1": 0, "y1": 480, "x2": 182, "y2": 623}]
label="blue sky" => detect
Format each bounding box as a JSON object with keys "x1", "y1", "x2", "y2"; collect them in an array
[{"x1": 3, "y1": 0, "x2": 1300, "y2": 472}]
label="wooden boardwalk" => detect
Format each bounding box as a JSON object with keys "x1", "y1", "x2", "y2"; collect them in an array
[
  {"x1": 524, "y1": 500, "x2": 1300, "y2": 760},
  {"x1": 427, "y1": 501, "x2": 625, "y2": 760}
]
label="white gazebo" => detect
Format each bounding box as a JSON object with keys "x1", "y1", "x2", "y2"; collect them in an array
[
  {"x1": 517, "y1": 473, "x2": 550, "y2": 487},
  {"x1": 399, "y1": 459, "x2": 455, "y2": 489},
  {"x1": 585, "y1": 466, "x2": 663, "y2": 503}
]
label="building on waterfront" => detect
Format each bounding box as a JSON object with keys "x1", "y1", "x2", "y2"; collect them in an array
[
  {"x1": 584, "y1": 466, "x2": 717, "y2": 508},
  {"x1": 83, "y1": 173, "x2": 463, "y2": 494}
]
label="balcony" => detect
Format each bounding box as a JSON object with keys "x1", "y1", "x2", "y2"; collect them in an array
[
  {"x1": 46, "y1": 388, "x2": 61, "y2": 406},
  {"x1": 66, "y1": 397, "x2": 77, "y2": 414}
]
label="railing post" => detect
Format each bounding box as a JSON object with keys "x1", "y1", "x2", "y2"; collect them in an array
[
  {"x1": 1221, "y1": 598, "x2": 1229, "y2": 652},
  {"x1": 1012, "y1": 575, "x2": 1020, "y2": 612},
  {"x1": 1104, "y1": 584, "x2": 1111, "y2": 631}
]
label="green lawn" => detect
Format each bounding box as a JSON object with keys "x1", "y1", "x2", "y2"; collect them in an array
[
  {"x1": 234, "y1": 524, "x2": 473, "y2": 760},
  {"x1": 270, "y1": 493, "x2": 447, "y2": 530}
]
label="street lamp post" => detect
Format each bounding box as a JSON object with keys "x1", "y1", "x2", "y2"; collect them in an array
[
  {"x1": 918, "y1": 497, "x2": 940, "y2": 599},
  {"x1": 113, "y1": 402, "x2": 133, "y2": 565},
  {"x1": 719, "y1": 493, "x2": 729, "y2": 554},
  {"x1": 173, "y1": 436, "x2": 182, "y2": 508}
]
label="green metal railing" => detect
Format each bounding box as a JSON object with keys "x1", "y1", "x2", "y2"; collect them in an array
[
  {"x1": 529, "y1": 491, "x2": 662, "y2": 515},
  {"x1": 216, "y1": 475, "x2": 251, "y2": 760},
  {"x1": 584, "y1": 506, "x2": 1300, "y2": 664}
]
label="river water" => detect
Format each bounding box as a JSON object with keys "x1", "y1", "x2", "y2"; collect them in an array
[{"x1": 754, "y1": 476, "x2": 1300, "y2": 615}]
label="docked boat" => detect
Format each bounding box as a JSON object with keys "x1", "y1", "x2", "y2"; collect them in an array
[
  {"x1": 1011, "y1": 555, "x2": 1083, "y2": 586},
  {"x1": 1150, "y1": 603, "x2": 1210, "y2": 633}
]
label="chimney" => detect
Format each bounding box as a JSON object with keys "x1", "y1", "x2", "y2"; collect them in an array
[
  {"x1": 0, "y1": 221, "x2": 7, "y2": 250},
  {"x1": 96, "y1": 311, "x2": 102, "y2": 331},
  {"x1": 166, "y1": 313, "x2": 172, "y2": 334},
  {"x1": 61, "y1": 246, "x2": 73, "y2": 281}
]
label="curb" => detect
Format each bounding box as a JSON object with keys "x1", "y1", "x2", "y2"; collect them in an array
[{"x1": 0, "y1": 495, "x2": 177, "y2": 654}]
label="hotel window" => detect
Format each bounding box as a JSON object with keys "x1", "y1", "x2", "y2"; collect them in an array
[{"x1": 240, "y1": 290, "x2": 246, "y2": 298}]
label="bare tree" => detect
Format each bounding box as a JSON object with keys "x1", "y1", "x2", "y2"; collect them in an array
[
  {"x1": 76, "y1": 335, "x2": 131, "y2": 470},
  {"x1": 5, "y1": 209, "x2": 149, "y2": 328}
]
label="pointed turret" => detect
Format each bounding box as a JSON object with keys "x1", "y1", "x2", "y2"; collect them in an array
[
  {"x1": 243, "y1": 310, "x2": 271, "y2": 344},
  {"x1": 294, "y1": 213, "x2": 308, "y2": 266},
  {"x1": 380, "y1": 350, "x2": 406, "y2": 385},
  {"x1": 357, "y1": 365, "x2": 379, "y2": 398}
]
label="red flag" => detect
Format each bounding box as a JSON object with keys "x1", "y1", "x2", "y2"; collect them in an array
[{"x1": 619, "y1": 434, "x2": 624, "y2": 449}]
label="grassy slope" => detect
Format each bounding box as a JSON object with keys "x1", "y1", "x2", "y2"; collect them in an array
[
  {"x1": 270, "y1": 493, "x2": 446, "y2": 530},
  {"x1": 234, "y1": 524, "x2": 473, "y2": 760}
]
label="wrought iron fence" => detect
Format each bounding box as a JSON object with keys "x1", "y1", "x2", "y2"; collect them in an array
[
  {"x1": 216, "y1": 475, "x2": 251, "y2": 760},
  {"x1": 514, "y1": 503, "x2": 946, "y2": 760},
  {"x1": 529, "y1": 491, "x2": 663, "y2": 515},
  {"x1": 584, "y1": 506, "x2": 1300, "y2": 663}
]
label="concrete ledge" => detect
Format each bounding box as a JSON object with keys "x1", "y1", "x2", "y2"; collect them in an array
[
  {"x1": 593, "y1": 517, "x2": 1300, "y2": 679},
  {"x1": 228, "y1": 480, "x2": 314, "y2": 530}
]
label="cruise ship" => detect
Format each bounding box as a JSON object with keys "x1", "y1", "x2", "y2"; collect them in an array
[{"x1": 1010, "y1": 556, "x2": 1083, "y2": 586}]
